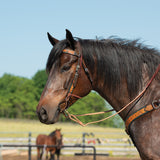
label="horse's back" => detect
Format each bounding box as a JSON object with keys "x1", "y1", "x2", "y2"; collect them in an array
[{"x1": 36, "y1": 134, "x2": 48, "y2": 145}]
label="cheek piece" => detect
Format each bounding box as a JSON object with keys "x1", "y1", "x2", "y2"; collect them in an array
[{"x1": 58, "y1": 48, "x2": 93, "y2": 113}]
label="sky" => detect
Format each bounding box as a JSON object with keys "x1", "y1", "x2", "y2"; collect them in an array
[{"x1": 0, "y1": 0, "x2": 160, "y2": 79}]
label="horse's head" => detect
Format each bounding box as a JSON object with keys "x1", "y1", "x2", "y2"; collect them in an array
[
  {"x1": 55, "y1": 129, "x2": 63, "y2": 149},
  {"x1": 36, "y1": 29, "x2": 92, "y2": 124}
]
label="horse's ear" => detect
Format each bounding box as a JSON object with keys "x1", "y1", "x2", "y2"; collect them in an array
[
  {"x1": 66, "y1": 29, "x2": 75, "y2": 50},
  {"x1": 47, "y1": 32, "x2": 59, "y2": 46}
]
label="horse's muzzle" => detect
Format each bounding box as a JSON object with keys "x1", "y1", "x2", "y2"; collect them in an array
[{"x1": 37, "y1": 106, "x2": 60, "y2": 124}]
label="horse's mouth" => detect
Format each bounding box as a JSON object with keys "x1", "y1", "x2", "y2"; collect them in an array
[{"x1": 49, "y1": 108, "x2": 61, "y2": 124}]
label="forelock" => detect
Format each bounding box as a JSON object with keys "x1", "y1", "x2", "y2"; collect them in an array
[{"x1": 46, "y1": 39, "x2": 68, "y2": 73}]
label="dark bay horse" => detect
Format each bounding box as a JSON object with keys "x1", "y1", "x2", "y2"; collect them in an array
[
  {"x1": 36, "y1": 29, "x2": 160, "y2": 159},
  {"x1": 36, "y1": 129, "x2": 63, "y2": 160}
]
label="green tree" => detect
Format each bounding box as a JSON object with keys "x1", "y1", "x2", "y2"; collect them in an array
[{"x1": 0, "y1": 74, "x2": 38, "y2": 119}]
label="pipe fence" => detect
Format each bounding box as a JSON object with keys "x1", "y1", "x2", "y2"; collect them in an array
[
  {"x1": 0, "y1": 131, "x2": 139, "y2": 157},
  {"x1": 0, "y1": 144, "x2": 96, "y2": 160}
]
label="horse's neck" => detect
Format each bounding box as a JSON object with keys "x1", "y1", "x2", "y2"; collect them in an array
[
  {"x1": 92, "y1": 68, "x2": 141, "y2": 120},
  {"x1": 93, "y1": 72, "x2": 160, "y2": 121},
  {"x1": 93, "y1": 79, "x2": 130, "y2": 120},
  {"x1": 50, "y1": 135, "x2": 56, "y2": 141}
]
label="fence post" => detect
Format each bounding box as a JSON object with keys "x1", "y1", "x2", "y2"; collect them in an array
[
  {"x1": 82, "y1": 132, "x2": 85, "y2": 154},
  {"x1": 0, "y1": 144, "x2": 3, "y2": 160},
  {"x1": 28, "y1": 132, "x2": 32, "y2": 160},
  {"x1": 92, "y1": 146, "x2": 96, "y2": 160}
]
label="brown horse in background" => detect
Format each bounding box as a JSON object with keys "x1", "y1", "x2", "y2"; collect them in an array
[
  {"x1": 36, "y1": 129, "x2": 63, "y2": 160},
  {"x1": 36, "y1": 29, "x2": 160, "y2": 159}
]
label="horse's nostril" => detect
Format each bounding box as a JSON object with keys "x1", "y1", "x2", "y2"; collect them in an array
[
  {"x1": 40, "y1": 107, "x2": 45, "y2": 114},
  {"x1": 39, "y1": 107, "x2": 48, "y2": 122}
]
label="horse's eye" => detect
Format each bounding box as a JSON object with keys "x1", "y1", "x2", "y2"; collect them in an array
[{"x1": 61, "y1": 65, "x2": 71, "y2": 73}]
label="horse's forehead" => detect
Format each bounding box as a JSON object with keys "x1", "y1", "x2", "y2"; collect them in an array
[
  {"x1": 55, "y1": 129, "x2": 61, "y2": 133},
  {"x1": 60, "y1": 53, "x2": 77, "y2": 65},
  {"x1": 60, "y1": 54, "x2": 70, "y2": 63}
]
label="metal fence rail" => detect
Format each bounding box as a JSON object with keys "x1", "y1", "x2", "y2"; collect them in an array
[{"x1": 0, "y1": 144, "x2": 96, "y2": 160}]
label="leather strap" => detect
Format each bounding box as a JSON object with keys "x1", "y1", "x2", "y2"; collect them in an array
[{"x1": 125, "y1": 102, "x2": 160, "y2": 134}]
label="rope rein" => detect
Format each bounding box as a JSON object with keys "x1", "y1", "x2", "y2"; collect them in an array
[{"x1": 64, "y1": 64, "x2": 160, "y2": 126}]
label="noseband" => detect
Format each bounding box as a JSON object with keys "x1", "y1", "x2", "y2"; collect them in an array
[{"x1": 58, "y1": 48, "x2": 92, "y2": 113}]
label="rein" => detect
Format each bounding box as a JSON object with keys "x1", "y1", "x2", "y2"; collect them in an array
[{"x1": 59, "y1": 48, "x2": 160, "y2": 127}]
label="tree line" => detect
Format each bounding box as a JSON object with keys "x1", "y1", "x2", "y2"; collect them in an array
[{"x1": 0, "y1": 70, "x2": 124, "y2": 128}]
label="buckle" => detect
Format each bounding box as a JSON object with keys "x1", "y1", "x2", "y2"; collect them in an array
[{"x1": 152, "y1": 99, "x2": 160, "y2": 109}]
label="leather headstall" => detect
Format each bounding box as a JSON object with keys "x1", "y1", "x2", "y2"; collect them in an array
[{"x1": 58, "y1": 48, "x2": 92, "y2": 113}]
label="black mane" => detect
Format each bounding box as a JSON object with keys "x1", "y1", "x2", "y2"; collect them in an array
[
  {"x1": 49, "y1": 130, "x2": 55, "y2": 136},
  {"x1": 46, "y1": 40, "x2": 68, "y2": 73},
  {"x1": 46, "y1": 37, "x2": 160, "y2": 98}
]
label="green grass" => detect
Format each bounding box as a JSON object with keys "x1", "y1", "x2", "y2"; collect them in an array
[{"x1": 0, "y1": 118, "x2": 128, "y2": 138}]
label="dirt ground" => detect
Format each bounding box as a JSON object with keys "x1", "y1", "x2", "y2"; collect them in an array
[{"x1": 2, "y1": 154, "x2": 140, "y2": 160}]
